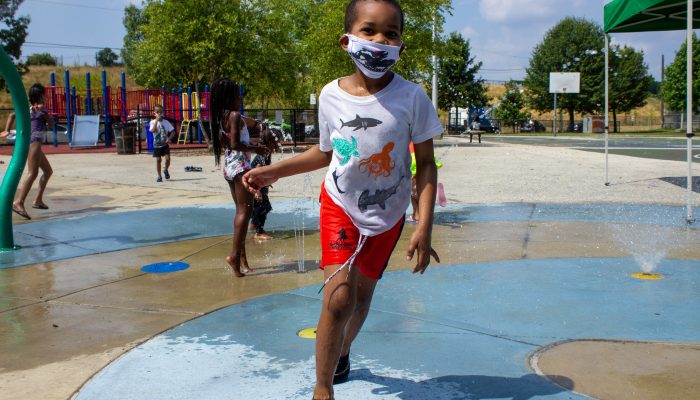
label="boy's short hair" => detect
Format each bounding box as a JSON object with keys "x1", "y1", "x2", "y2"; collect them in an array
[
  {"x1": 154, "y1": 104, "x2": 164, "y2": 112},
  {"x1": 344, "y1": 0, "x2": 404, "y2": 33}
]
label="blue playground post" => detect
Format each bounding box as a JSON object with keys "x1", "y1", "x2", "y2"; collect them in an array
[
  {"x1": 187, "y1": 86, "x2": 192, "y2": 121},
  {"x1": 65, "y1": 70, "x2": 72, "y2": 142},
  {"x1": 240, "y1": 84, "x2": 245, "y2": 114},
  {"x1": 178, "y1": 84, "x2": 184, "y2": 122},
  {"x1": 0, "y1": 47, "x2": 31, "y2": 250},
  {"x1": 102, "y1": 69, "x2": 111, "y2": 147},
  {"x1": 121, "y1": 72, "x2": 127, "y2": 121},
  {"x1": 71, "y1": 86, "x2": 77, "y2": 123},
  {"x1": 50, "y1": 72, "x2": 58, "y2": 147},
  {"x1": 86, "y1": 72, "x2": 93, "y2": 115},
  {"x1": 186, "y1": 86, "x2": 193, "y2": 144}
]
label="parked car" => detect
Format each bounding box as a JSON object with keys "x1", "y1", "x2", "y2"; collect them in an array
[
  {"x1": 5, "y1": 124, "x2": 69, "y2": 145},
  {"x1": 520, "y1": 119, "x2": 547, "y2": 133},
  {"x1": 476, "y1": 119, "x2": 500, "y2": 134}
]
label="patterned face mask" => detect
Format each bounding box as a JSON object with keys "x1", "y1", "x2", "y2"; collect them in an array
[{"x1": 345, "y1": 34, "x2": 402, "y2": 79}]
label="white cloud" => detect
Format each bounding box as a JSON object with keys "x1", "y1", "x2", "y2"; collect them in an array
[{"x1": 478, "y1": 0, "x2": 561, "y2": 22}]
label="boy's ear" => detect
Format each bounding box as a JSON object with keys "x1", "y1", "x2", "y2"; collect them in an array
[{"x1": 339, "y1": 34, "x2": 349, "y2": 51}]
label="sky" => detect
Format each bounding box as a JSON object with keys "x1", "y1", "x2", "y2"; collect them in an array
[{"x1": 14, "y1": 0, "x2": 691, "y2": 82}]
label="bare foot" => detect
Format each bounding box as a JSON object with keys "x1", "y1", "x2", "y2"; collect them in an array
[
  {"x1": 254, "y1": 232, "x2": 273, "y2": 240},
  {"x1": 12, "y1": 202, "x2": 31, "y2": 220},
  {"x1": 225, "y1": 256, "x2": 245, "y2": 277}
]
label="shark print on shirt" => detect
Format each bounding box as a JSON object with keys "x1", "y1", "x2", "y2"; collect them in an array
[
  {"x1": 340, "y1": 114, "x2": 383, "y2": 131},
  {"x1": 358, "y1": 176, "x2": 405, "y2": 212}
]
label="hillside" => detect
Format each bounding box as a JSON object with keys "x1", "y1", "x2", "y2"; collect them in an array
[{"x1": 0, "y1": 65, "x2": 140, "y2": 110}]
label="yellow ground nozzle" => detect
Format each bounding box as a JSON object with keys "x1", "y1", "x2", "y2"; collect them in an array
[
  {"x1": 297, "y1": 327, "x2": 317, "y2": 339},
  {"x1": 631, "y1": 272, "x2": 664, "y2": 280}
]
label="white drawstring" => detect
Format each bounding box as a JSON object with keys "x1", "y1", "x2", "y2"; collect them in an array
[{"x1": 318, "y1": 234, "x2": 368, "y2": 293}]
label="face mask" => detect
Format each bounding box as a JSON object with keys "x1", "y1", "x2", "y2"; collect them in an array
[{"x1": 345, "y1": 34, "x2": 402, "y2": 79}]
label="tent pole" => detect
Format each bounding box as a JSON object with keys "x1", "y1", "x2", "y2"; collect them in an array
[
  {"x1": 604, "y1": 33, "x2": 610, "y2": 186},
  {"x1": 687, "y1": 0, "x2": 695, "y2": 223}
]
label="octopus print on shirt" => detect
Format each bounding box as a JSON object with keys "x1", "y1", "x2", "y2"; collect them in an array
[{"x1": 319, "y1": 74, "x2": 443, "y2": 236}]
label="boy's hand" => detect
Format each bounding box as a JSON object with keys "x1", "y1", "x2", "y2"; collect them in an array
[
  {"x1": 254, "y1": 191, "x2": 263, "y2": 201},
  {"x1": 406, "y1": 229, "x2": 440, "y2": 274},
  {"x1": 242, "y1": 166, "x2": 278, "y2": 193}
]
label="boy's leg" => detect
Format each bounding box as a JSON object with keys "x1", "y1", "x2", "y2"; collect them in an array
[
  {"x1": 164, "y1": 153, "x2": 171, "y2": 176},
  {"x1": 340, "y1": 272, "x2": 378, "y2": 357},
  {"x1": 314, "y1": 263, "x2": 358, "y2": 399},
  {"x1": 156, "y1": 156, "x2": 162, "y2": 178}
]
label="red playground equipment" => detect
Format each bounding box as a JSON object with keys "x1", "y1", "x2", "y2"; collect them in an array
[{"x1": 43, "y1": 69, "x2": 210, "y2": 148}]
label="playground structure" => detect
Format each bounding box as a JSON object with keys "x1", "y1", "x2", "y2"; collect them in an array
[
  {"x1": 23, "y1": 69, "x2": 320, "y2": 150},
  {"x1": 39, "y1": 69, "x2": 211, "y2": 148}
]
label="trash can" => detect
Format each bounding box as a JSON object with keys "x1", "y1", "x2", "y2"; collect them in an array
[
  {"x1": 293, "y1": 123, "x2": 305, "y2": 143},
  {"x1": 114, "y1": 122, "x2": 136, "y2": 154}
]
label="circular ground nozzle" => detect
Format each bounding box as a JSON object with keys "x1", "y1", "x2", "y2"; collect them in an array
[
  {"x1": 297, "y1": 327, "x2": 317, "y2": 339},
  {"x1": 631, "y1": 272, "x2": 663, "y2": 280}
]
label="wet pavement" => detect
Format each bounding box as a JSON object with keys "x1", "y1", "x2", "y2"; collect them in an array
[
  {"x1": 1, "y1": 137, "x2": 699, "y2": 399},
  {"x1": 1, "y1": 203, "x2": 699, "y2": 400}
]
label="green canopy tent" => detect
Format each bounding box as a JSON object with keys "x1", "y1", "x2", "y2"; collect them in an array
[{"x1": 604, "y1": 0, "x2": 699, "y2": 222}]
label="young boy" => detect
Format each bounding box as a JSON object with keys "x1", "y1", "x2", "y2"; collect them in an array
[
  {"x1": 243, "y1": 1, "x2": 441, "y2": 398},
  {"x1": 149, "y1": 104, "x2": 175, "y2": 182}
]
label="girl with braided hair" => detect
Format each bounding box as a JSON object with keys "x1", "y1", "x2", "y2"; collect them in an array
[{"x1": 210, "y1": 78, "x2": 268, "y2": 277}]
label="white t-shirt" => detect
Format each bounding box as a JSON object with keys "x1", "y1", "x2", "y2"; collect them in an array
[
  {"x1": 150, "y1": 118, "x2": 174, "y2": 148},
  {"x1": 319, "y1": 73, "x2": 443, "y2": 236}
]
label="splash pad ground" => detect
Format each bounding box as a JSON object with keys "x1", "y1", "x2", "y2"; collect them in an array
[{"x1": 1, "y1": 136, "x2": 699, "y2": 399}]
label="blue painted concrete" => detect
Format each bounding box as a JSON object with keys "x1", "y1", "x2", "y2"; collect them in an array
[
  {"x1": 2, "y1": 203, "x2": 698, "y2": 270},
  {"x1": 76, "y1": 258, "x2": 700, "y2": 400},
  {"x1": 141, "y1": 261, "x2": 190, "y2": 274}
]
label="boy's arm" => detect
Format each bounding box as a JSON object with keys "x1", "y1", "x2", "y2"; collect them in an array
[
  {"x1": 242, "y1": 144, "x2": 331, "y2": 193},
  {"x1": 406, "y1": 139, "x2": 440, "y2": 274}
]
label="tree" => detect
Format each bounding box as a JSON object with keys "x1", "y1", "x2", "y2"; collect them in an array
[
  {"x1": 608, "y1": 45, "x2": 653, "y2": 132},
  {"x1": 96, "y1": 48, "x2": 119, "y2": 67},
  {"x1": 121, "y1": 4, "x2": 147, "y2": 71},
  {"x1": 494, "y1": 80, "x2": 530, "y2": 133},
  {"x1": 523, "y1": 17, "x2": 604, "y2": 131},
  {"x1": 125, "y1": 0, "x2": 300, "y2": 105},
  {"x1": 435, "y1": 32, "x2": 487, "y2": 120},
  {"x1": 0, "y1": 0, "x2": 30, "y2": 90},
  {"x1": 299, "y1": 0, "x2": 452, "y2": 98},
  {"x1": 122, "y1": 0, "x2": 451, "y2": 107},
  {"x1": 26, "y1": 52, "x2": 57, "y2": 66},
  {"x1": 662, "y1": 35, "x2": 700, "y2": 114}
]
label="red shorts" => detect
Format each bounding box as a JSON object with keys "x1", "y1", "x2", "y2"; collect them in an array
[{"x1": 319, "y1": 184, "x2": 404, "y2": 280}]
